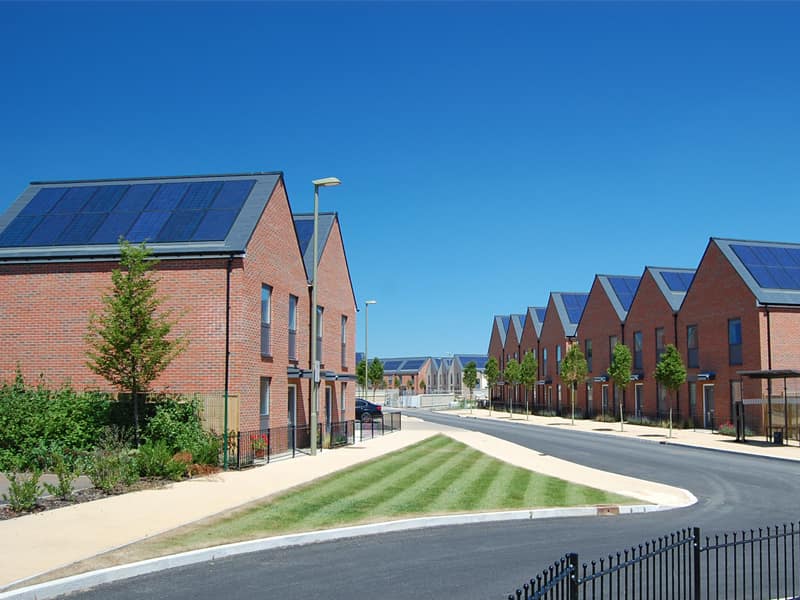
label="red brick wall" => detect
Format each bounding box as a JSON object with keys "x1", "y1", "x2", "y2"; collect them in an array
[
  {"x1": 575, "y1": 277, "x2": 626, "y2": 415},
  {"x1": 487, "y1": 321, "x2": 505, "y2": 400},
  {"x1": 537, "y1": 296, "x2": 568, "y2": 412},
  {"x1": 519, "y1": 308, "x2": 540, "y2": 406}
]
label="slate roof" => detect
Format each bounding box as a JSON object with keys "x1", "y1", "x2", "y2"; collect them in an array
[
  {"x1": 293, "y1": 212, "x2": 336, "y2": 279},
  {"x1": 0, "y1": 172, "x2": 282, "y2": 261},
  {"x1": 509, "y1": 313, "x2": 526, "y2": 343},
  {"x1": 455, "y1": 354, "x2": 489, "y2": 370},
  {"x1": 379, "y1": 357, "x2": 431, "y2": 374},
  {"x1": 550, "y1": 292, "x2": 589, "y2": 337},
  {"x1": 713, "y1": 238, "x2": 800, "y2": 305},
  {"x1": 527, "y1": 306, "x2": 547, "y2": 337},
  {"x1": 596, "y1": 274, "x2": 641, "y2": 321},
  {"x1": 492, "y1": 315, "x2": 511, "y2": 346},
  {"x1": 647, "y1": 266, "x2": 696, "y2": 312}
]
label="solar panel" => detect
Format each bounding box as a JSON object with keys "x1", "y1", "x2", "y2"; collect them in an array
[
  {"x1": 19, "y1": 188, "x2": 66, "y2": 217},
  {"x1": 661, "y1": 271, "x2": 694, "y2": 292},
  {"x1": 212, "y1": 180, "x2": 256, "y2": 210},
  {"x1": 535, "y1": 308, "x2": 546, "y2": 322},
  {"x1": 146, "y1": 183, "x2": 189, "y2": 211},
  {"x1": 57, "y1": 213, "x2": 107, "y2": 245},
  {"x1": 25, "y1": 214, "x2": 72, "y2": 246},
  {"x1": 294, "y1": 220, "x2": 314, "y2": 253},
  {"x1": 89, "y1": 212, "x2": 140, "y2": 244},
  {"x1": 383, "y1": 360, "x2": 403, "y2": 371},
  {"x1": 0, "y1": 215, "x2": 42, "y2": 246},
  {"x1": 156, "y1": 211, "x2": 205, "y2": 242},
  {"x1": 50, "y1": 186, "x2": 98, "y2": 214},
  {"x1": 561, "y1": 293, "x2": 588, "y2": 324},
  {"x1": 731, "y1": 244, "x2": 800, "y2": 290},
  {"x1": 83, "y1": 185, "x2": 129, "y2": 213},
  {"x1": 115, "y1": 184, "x2": 159, "y2": 212},
  {"x1": 402, "y1": 359, "x2": 425, "y2": 370},
  {"x1": 178, "y1": 182, "x2": 222, "y2": 211},
  {"x1": 608, "y1": 277, "x2": 639, "y2": 311},
  {"x1": 191, "y1": 210, "x2": 238, "y2": 241},
  {"x1": 500, "y1": 316, "x2": 510, "y2": 331},
  {"x1": 126, "y1": 211, "x2": 171, "y2": 243}
]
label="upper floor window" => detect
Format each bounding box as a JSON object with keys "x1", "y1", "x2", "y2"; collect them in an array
[
  {"x1": 341, "y1": 315, "x2": 348, "y2": 368},
  {"x1": 543, "y1": 348, "x2": 549, "y2": 377},
  {"x1": 729, "y1": 318, "x2": 742, "y2": 365},
  {"x1": 585, "y1": 339, "x2": 593, "y2": 372},
  {"x1": 316, "y1": 306, "x2": 324, "y2": 363},
  {"x1": 609, "y1": 335, "x2": 618, "y2": 364},
  {"x1": 556, "y1": 345, "x2": 562, "y2": 375},
  {"x1": 288, "y1": 295, "x2": 298, "y2": 360},
  {"x1": 687, "y1": 325, "x2": 698, "y2": 368},
  {"x1": 261, "y1": 285, "x2": 272, "y2": 357},
  {"x1": 633, "y1": 331, "x2": 643, "y2": 370},
  {"x1": 655, "y1": 327, "x2": 665, "y2": 362}
]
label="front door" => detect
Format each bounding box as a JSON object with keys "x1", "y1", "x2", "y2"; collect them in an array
[
  {"x1": 325, "y1": 385, "x2": 332, "y2": 432},
  {"x1": 703, "y1": 384, "x2": 715, "y2": 429},
  {"x1": 288, "y1": 384, "x2": 297, "y2": 450}
]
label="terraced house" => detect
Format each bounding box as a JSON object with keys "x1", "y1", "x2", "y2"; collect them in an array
[{"x1": 0, "y1": 172, "x2": 358, "y2": 438}]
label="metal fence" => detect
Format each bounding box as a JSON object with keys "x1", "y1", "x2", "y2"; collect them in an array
[
  {"x1": 358, "y1": 411, "x2": 402, "y2": 441},
  {"x1": 506, "y1": 522, "x2": 800, "y2": 600}
]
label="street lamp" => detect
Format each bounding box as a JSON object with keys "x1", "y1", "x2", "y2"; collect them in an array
[
  {"x1": 364, "y1": 300, "x2": 377, "y2": 400},
  {"x1": 310, "y1": 176, "x2": 341, "y2": 456}
]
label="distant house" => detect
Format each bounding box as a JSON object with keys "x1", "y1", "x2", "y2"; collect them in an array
[
  {"x1": 520, "y1": 306, "x2": 546, "y2": 408},
  {"x1": 453, "y1": 354, "x2": 489, "y2": 398},
  {"x1": 0, "y1": 172, "x2": 357, "y2": 435}
]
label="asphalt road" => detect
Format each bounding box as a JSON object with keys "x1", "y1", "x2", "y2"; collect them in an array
[{"x1": 61, "y1": 411, "x2": 800, "y2": 600}]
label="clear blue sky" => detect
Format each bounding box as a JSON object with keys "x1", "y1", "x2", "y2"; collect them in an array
[{"x1": 1, "y1": 2, "x2": 799, "y2": 359}]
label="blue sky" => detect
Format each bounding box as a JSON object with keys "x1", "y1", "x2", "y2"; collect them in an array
[{"x1": 1, "y1": 2, "x2": 799, "y2": 359}]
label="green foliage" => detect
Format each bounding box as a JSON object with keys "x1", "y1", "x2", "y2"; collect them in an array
[
  {"x1": 560, "y1": 344, "x2": 588, "y2": 390},
  {"x1": 519, "y1": 352, "x2": 538, "y2": 393},
  {"x1": 485, "y1": 357, "x2": 500, "y2": 388},
  {"x1": 2, "y1": 468, "x2": 42, "y2": 512},
  {"x1": 42, "y1": 451, "x2": 79, "y2": 500},
  {"x1": 86, "y1": 240, "x2": 188, "y2": 444},
  {"x1": 608, "y1": 343, "x2": 633, "y2": 394},
  {"x1": 356, "y1": 360, "x2": 366, "y2": 389},
  {"x1": 503, "y1": 359, "x2": 521, "y2": 386},
  {"x1": 137, "y1": 440, "x2": 187, "y2": 480},
  {"x1": 654, "y1": 344, "x2": 687, "y2": 393},
  {"x1": 0, "y1": 371, "x2": 112, "y2": 470},
  {"x1": 143, "y1": 397, "x2": 218, "y2": 464},
  {"x1": 463, "y1": 361, "x2": 478, "y2": 399},
  {"x1": 83, "y1": 428, "x2": 138, "y2": 493},
  {"x1": 368, "y1": 358, "x2": 384, "y2": 399}
]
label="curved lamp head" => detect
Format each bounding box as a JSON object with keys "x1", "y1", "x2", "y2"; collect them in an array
[
  {"x1": 365, "y1": 300, "x2": 377, "y2": 305},
  {"x1": 312, "y1": 177, "x2": 341, "y2": 187}
]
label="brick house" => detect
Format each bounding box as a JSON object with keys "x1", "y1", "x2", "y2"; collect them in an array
[
  {"x1": 624, "y1": 266, "x2": 694, "y2": 420},
  {"x1": 379, "y1": 357, "x2": 432, "y2": 393},
  {"x1": 677, "y1": 238, "x2": 800, "y2": 430},
  {"x1": 503, "y1": 313, "x2": 526, "y2": 408},
  {"x1": 519, "y1": 306, "x2": 546, "y2": 408},
  {"x1": 0, "y1": 172, "x2": 357, "y2": 435},
  {"x1": 537, "y1": 292, "x2": 588, "y2": 414},
  {"x1": 487, "y1": 315, "x2": 510, "y2": 402},
  {"x1": 575, "y1": 275, "x2": 640, "y2": 417}
]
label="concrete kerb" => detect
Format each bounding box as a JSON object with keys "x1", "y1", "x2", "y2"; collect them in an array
[{"x1": 0, "y1": 501, "x2": 688, "y2": 600}]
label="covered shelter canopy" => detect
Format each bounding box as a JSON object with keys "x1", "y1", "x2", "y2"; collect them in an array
[{"x1": 738, "y1": 369, "x2": 800, "y2": 443}]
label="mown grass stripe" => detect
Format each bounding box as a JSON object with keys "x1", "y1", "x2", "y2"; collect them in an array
[{"x1": 428, "y1": 452, "x2": 497, "y2": 512}]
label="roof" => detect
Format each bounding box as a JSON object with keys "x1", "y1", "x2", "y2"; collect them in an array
[
  {"x1": 455, "y1": 354, "x2": 489, "y2": 370},
  {"x1": 492, "y1": 315, "x2": 511, "y2": 346},
  {"x1": 596, "y1": 274, "x2": 641, "y2": 321},
  {"x1": 525, "y1": 306, "x2": 547, "y2": 338},
  {"x1": 380, "y1": 357, "x2": 431, "y2": 374},
  {"x1": 713, "y1": 238, "x2": 800, "y2": 305},
  {"x1": 0, "y1": 172, "x2": 283, "y2": 261},
  {"x1": 550, "y1": 292, "x2": 589, "y2": 337},
  {"x1": 509, "y1": 313, "x2": 526, "y2": 343},
  {"x1": 647, "y1": 266, "x2": 696, "y2": 312}
]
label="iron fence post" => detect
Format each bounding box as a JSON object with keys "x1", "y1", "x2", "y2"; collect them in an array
[
  {"x1": 693, "y1": 526, "x2": 701, "y2": 599},
  {"x1": 567, "y1": 552, "x2": 579, "y2": 599}
]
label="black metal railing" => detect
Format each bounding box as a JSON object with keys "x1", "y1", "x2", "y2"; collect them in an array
[
  {"x1": 358, "y1": 411, "x2": 402, "y2": 441},
  {"x1": 506, "y1": 522, "x2": 800, "y2": 600},
  {"x1": 233, "y1": 423, "x2": 329, "y2": 468},
  {"x1": 329, "y1": 420, "x2": 355, "y2": 448}
]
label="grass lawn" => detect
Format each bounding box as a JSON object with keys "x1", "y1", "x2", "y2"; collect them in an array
[{"x1": 133, "y1": 434, "x2": 636, "y2": 557}]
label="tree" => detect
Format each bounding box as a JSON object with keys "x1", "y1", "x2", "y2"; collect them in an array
[
  {"x1": 485, "y1": 357, "x2": 499, "y2": 415},
  {"x1": 86, "y1": 241, "x2": 187, "y2": 446},
  {"x1": 356, "y1": 359, "x2": 367, "y2": 395},
  {"x1": 655, "y1": 344, "x2": 687, "y2": 436},
  {"x1": 560, "y1": 344, "x2": 588, "y2": 425},
  {"x1": 463, "y1": 361, "x2": 478, "y2": 411},
  {"x1": 394, "y1": 376, "x2": 401, "y2": 388},
  {"x1": 504, "y1": 358, "x2": 521, "y2": 419},
  {"x1": 520, "y1": 351, "x2": 538, "y2": 420},
  {"x1": 608, "y1": 343, "x2": 632, "y2": 429},
  {"x1": 368, "y1": 357, "x2": 384, "y2": 401},
  {"x1": 419, "y1": 379, "x2": 426, "y2": 393}
]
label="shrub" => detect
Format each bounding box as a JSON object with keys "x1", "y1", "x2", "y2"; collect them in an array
[
  {"x1": 137, "y1": 440, "x2": 184, "y2": 479},
  {"x1": 594, "y1": 413, "x2": 617, "y2": 423},
  {"x1": 144, "y1": 397, "x2": 220, "y2": 465},
  {"x1": 83, "y1": 428, "x2": 138, "y2": 493},
  {"x1": 42, "y1": 451, "x2": 79, "y2": 500},
  {"x1": 3, "y1": 469, "x2": 42, "y2": 512}
]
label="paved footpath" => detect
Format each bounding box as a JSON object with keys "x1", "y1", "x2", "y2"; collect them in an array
[{"x1": 0, "y1": 411, "x2": 785, "y2": 592}]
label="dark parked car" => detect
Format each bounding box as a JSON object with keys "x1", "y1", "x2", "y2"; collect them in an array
[{"x1": 356, "y1": 397, "x2": 382, "y2": 422}]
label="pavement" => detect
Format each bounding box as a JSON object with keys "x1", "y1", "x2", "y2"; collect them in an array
[{"x1": 0, "y1": 409, "x2": 793, "y2": 598}]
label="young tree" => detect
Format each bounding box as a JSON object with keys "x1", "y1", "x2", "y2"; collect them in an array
[
  {"x1": 485, "y1": 357, "x2": 499, "y2": 415},
  {"x1": 504, "y1": 358, "x2": 521, "y2": 419},
  {"x1": 419, "y1": 379, "x2": 427, "y2": 393},
  {"x1": 560, "y1": 344, "x2": 588, "y2": 425},
  {"x1": 368, "y1": 357, "x2": 384, "y2": 401},
  {"x1": 655, "y1": 344, "x2": 687, "y2": 437},
  {"x1": 394, "y1": 376, "x2": 401, "y2": 389},
  {"x1": 463, "y1": 361, "x2": 478, "y2": 411},
  {"x1": 520, "y1": 351, "x2": 539, "y2": 420},
  {"x1": 356, "y1": 359, "x2": 367, "y2": 395},
  {"x1": 608, "y1": 343, "x2": 632, "y2": 430},
  {"x1": 86, "y1": 241, "x2": 187, "y2": 446}
]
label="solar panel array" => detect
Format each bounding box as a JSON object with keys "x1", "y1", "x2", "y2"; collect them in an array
[
  {"x1": 500, "y1": 315, "x2": 510, "y2": 332},
  {"x1": 402, "y1": 359, "x2": 425, "y2": 370},
  {"x1": 0, "y1": 180, "x2": 256, "y2": 248},
  {"x1": 661, "y1": 270, "x2": 694, "y2": 292},
  {"x1": 382, "y1": 360, "x2": 404, "y2": 371},
  {"x1": 607, "y1": 276, "x2": 640, "y2": 311},
  {"x1": 535, "y1": 308, "x2": 547, "y2": 323},
  {"x1": 731, "y1": 244, "x2": 800, "y2": 290},
  {"x1": 562, "y1": 293, "x2": 588, "y2": 324},
  {"x1": 294, "y1": 219, "x2": 314, "y2": 254}
]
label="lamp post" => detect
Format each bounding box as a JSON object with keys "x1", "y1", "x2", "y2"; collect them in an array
[
  {"x1": 310, "y1": 176, "x2": 340, "y2": 456},
  {"x1": 364, "y1": 300, "x2": 377, "y2": 399}
]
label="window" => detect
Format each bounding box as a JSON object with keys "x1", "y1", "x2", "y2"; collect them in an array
[
  {"x1": 316, "y1": 306, "x2": 324, "y2": 363},
  {"x1": 687, "y1": 325, "x2": 698, "y2": 368},
  {"x1": 340, "y1": 382, "x2": 347, "y2": 413},
  {"x1": 261, "y1": 285, "x2": 272, "y2": 357},
  {"x1": 556, "y1": 345, "x2": 562, "y2": 375},
  {"x1": 259, "y1": 377, "x2": 270, "y2": 416},
  {"x1": 609, "y1": 335, "x2": 618, "y2": 363},
  {"x1": 288, "y1": 295, "x2": 297, "y2": 360},
  {"x1": 655, "y1": 327, "x2": 665, "y2": 362},
  {"x1": 341, "y1": 315, "x2": 348, "y2": 368},
  {"x1": 729, "y1": 318, "x2": 742, "y2": 365},
  {"x1": 543, "y1": 348, "x2": 548, "y2": 377},
  {"x1": 633, "y1": 331, "x2": 643, "y2": 370},
  {"x1": 585, "y1": 339, "x2": 593, "y2": 373}
]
